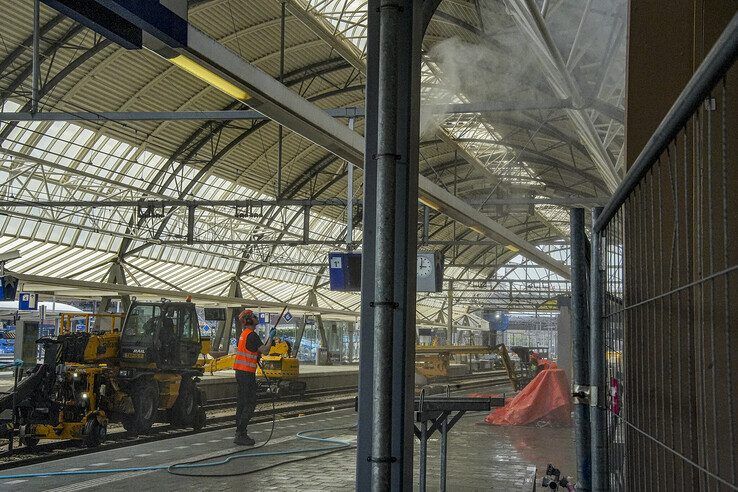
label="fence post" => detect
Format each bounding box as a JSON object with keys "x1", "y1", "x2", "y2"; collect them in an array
[
  {"x1": 590, "y1": 207, "x2": 607, "y2": 490},
  {"x1": 570, "y1": 207, "x2": 591, "y2": 490}
]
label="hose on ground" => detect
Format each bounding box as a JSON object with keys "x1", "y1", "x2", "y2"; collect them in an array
[{"x1": 0, "y1": 361, "x2": 355, "y2": 480}]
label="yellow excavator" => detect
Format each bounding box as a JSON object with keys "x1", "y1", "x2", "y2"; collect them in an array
[{"x1": 415, "y1": 343, "x2": 529, "y2": 390}]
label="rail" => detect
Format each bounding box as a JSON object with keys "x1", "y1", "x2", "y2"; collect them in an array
[{"x1": 0, "y1": 370, "x2": 512, "y2": 470}]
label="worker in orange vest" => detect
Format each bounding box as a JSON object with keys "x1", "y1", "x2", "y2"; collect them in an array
[{"x1": 233, "y1": 309, "x2": 276, "y2": 446}]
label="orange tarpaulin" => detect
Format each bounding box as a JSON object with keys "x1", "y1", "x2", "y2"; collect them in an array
[{"x1": 483, "y1": 364, "x2": 572, "y2": 426}]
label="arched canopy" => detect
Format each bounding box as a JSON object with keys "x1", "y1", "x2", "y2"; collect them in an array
[{"x1": 0, "y1": 0, "x2": 624, "y2": 315}]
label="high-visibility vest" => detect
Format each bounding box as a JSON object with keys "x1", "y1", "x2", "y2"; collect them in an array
[{"x1": 234, "y1": 327, "x2": 259, "y2": 373}]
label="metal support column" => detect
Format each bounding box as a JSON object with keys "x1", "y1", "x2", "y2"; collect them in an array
[
  {"x1": 347, "y1": 322, "x2": 355, "y2": 362},
  {"x1": 570, "y1": 208, "x2": 591, "y2": 490},
  {"x1": 356, "y1": 0, "x2": 424, "y2": 489},
  {"x1": 276, "y1": 0, "x2": 286, "y2": 198},
  {"x1": 214, "y1": 278, "x2": 241, "y2": 353},
  {"x1": 315, "y1": 314, "x2": 328, "y2": 348},
  {"x1": 292, "y1": 316, "x2": 307, "y2": 357},
  {"x1": 369, "y1": 0, "x2": 400, "y2": 483},
  {"x1": 419, "y1": 420, "x2": 428, "y2": 491},
  {"x1": 422, "y1": 205, "x2": 429, "y2": 244},
  {"x1": 187, "y1": 205, "x2": 195, "y2": 245},
  {"x1": 31, "y1": 0, "x2": 40, "y2": 114},
  {"x1": 589, "y1": 207, "x2": 606, "y2": 491},
  {"x1": 439, "y1": 416, "x2": 449, "y2": 492},
  {"x1": 447, "y1": 281, "x2": 453, "y2": 344},
  {"x1": 347, "y1": 117, "x2": 355, "y2": 249}
]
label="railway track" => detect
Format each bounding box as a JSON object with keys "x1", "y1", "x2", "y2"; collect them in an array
[
  {"x1": 0, "y1": 393, "x2": 356, "y2": 470},
  {"x1": 0, "y1": 370, "x2": 513, "y2": 470}
]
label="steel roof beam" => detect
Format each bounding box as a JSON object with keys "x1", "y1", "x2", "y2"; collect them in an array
[
  {"x1": 506, "y1": 0, "x2": 621, "y2": 192},
  {"x1": 167, "y1": 25, "x2": 364, "y2": 165},
  {"x1": 283, "y1": 0, "x2": 366, "y2": 74},
  {"x1": 0, "y1": 99, "x2": 607, "y2": 122},
  {"x1": 10, "y1": 270, "x2": 459, "y2": 327},
  {"x1": 11, "y1": 270, "x2": 356, "y2": 317},
  {"x1": 0, "y1": 107, "x2": 365, "y2": 122},
  {"x1": 270, "y1": 3, "x2": 569, "y2": 278}
]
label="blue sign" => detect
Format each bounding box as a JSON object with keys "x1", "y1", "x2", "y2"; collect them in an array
[
  {"x1": 0, "y1": 276, "x2": 17, "y2": 301},
  {"x1": 18, "y1": 292, "x2": 38, "y2": 311},
  {"x1": 328, "y1": 252, "x2": 362, "y2": 291},
  {"x1": 284, "y1": 311, "x2": 293, "y2": 322},
  {"x1": 40, "y1": 0, "x2": 188, "y2": 50},
  {"x1": 258, "y1": 312, "x2": 271, "y2": 325}
]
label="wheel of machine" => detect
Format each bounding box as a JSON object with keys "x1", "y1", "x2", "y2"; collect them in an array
[
  {"x1": 19, "y1": 425, "x2": 39, "y2": 449},
  {"x1": 123, "y1": 381, "x2": 158, "y2": 435},
  {"x1": 170, "y1": 378, "x2": 196, "y2": 427},
  {"x1": 83, "y1": 417, "x2": 107, "y2": 448},
  {"x1": 192, "y1": 388, "x2": 207, "y2": 431},
  {"x1": 192, "y1": 406, "x2": 206, "y2": 431}
]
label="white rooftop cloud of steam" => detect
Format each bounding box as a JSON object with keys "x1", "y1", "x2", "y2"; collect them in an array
[{"x1": 420, "y1": 0, "x2": 626, "y2": 138}]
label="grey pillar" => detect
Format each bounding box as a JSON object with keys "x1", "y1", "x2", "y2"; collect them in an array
[
  {"x1": 292, "y1": 316, "x2": 307, "y2": 357},
  {"x1": 589, "y1": 207, "x2": 607, "y2": 491},
  {"x1": 570, "y1": 208, "x2": 591, "y2": 490},
  {"x1": 213, "y1": 278, "x2": 241, "y2": 353},
  {"x1": 557, "y1": 297, "x2": 573, "y2": 380},
  {"x1": 356, "y1": 0, "x2": 424, "y2": 489},
  {"x1": 31, "y1": 0, "x2": 40, "y2": 114},
  {"x1": 347, "y1": 322, "x2": 355, "y2": 363},
  {"x1": 99, "y1": 261, "x2": 130, "y2": 313},
  {"x1": 315, "y1": 314, "x2": 329, "y2": 348},
  {"x1": 347, "y1": 117, "x2": 356, "y2": 249},
  {"x1": 447, "y1": 281, "x2": 453, "y2": 344}
]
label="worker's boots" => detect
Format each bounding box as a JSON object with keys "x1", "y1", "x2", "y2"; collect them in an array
[{"x1": 234, "y1": 434, "x2": 255, "y2": 446}]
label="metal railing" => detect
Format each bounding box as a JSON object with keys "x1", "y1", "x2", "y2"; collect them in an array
[{"x1": 591, "y1": 12, "x2": 738, "y2": 491}]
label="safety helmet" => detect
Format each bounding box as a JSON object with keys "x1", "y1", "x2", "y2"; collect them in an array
[{"x1": 239, "y1": 309, "x2": 258, "y2": 326}]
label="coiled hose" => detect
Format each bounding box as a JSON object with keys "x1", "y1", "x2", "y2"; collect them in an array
[
  {"x1": 0, "y1": 361, "x2": 355, "y2": 480},
  {"x1": 0, "y1": 427, "x2": 355, "y2": 480}
]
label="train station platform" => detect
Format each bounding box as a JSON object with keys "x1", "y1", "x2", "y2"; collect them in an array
[
  {"x1": 199, "y1": 364, "x2": 359, "y2": 400},
  {"x1": 0, "y1": 389, "x2": 575, "y2": 491},
  {"x1": 0, "y1": 364, "x2": 361, "y2": 397},
  {"x1": 0, "y1": 362, "x2": 486, "y2": 400},
  {"x1": 198, "y1": 362, "x2": 482, "y2": 399}
]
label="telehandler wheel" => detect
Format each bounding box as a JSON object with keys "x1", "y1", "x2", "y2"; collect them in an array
[
  {"x1": 123, "y1": 381, "x2": 158, "y2": 435},
  {"x1": 83, "y1": 417, "x2": 107, "y2": 447},
  {"x1": 20, "y1": 425, "x2": 39, "y2": 449},
  {"x1": 170, "y1": 378, "x2": 196, "y2": 427},
  {"x1": 192, "y1": 388, "x2": 207, "y2": 431}
]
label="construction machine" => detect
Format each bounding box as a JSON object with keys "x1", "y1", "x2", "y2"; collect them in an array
[
  {"x1": 415, "y1": 343, "x2": 531, "y2": 390},
  {"x1": 255, "y1": 337, "x2": 306, "y2": 396},
  {"x1": 200, "y1": 333, "x2": 305, "y2": 396},
  {"x1": 0, "y1": 299, "x2": 207, "y2": 448}
]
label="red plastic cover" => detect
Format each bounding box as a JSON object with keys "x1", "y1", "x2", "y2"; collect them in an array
[{"x1": 483, "y1": 365, "x2": 572, "y2": 426}]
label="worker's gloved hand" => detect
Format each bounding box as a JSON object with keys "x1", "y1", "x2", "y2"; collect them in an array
[{"x1": 268, "y1": 327, "x2": 277, "y2": 339}]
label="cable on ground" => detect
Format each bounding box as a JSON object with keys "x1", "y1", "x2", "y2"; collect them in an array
[{"x1": 0, "y1": 360, "x2": 356, "y2": 481}]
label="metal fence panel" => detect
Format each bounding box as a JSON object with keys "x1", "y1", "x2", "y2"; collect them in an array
[{"x1": 596, "y1": 13, "x2": 738, "y2": 491}]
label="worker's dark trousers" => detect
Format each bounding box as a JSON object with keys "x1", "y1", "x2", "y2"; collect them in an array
[{"x1": 235, "y1": 370, "x2": 257, "y2": 436}]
